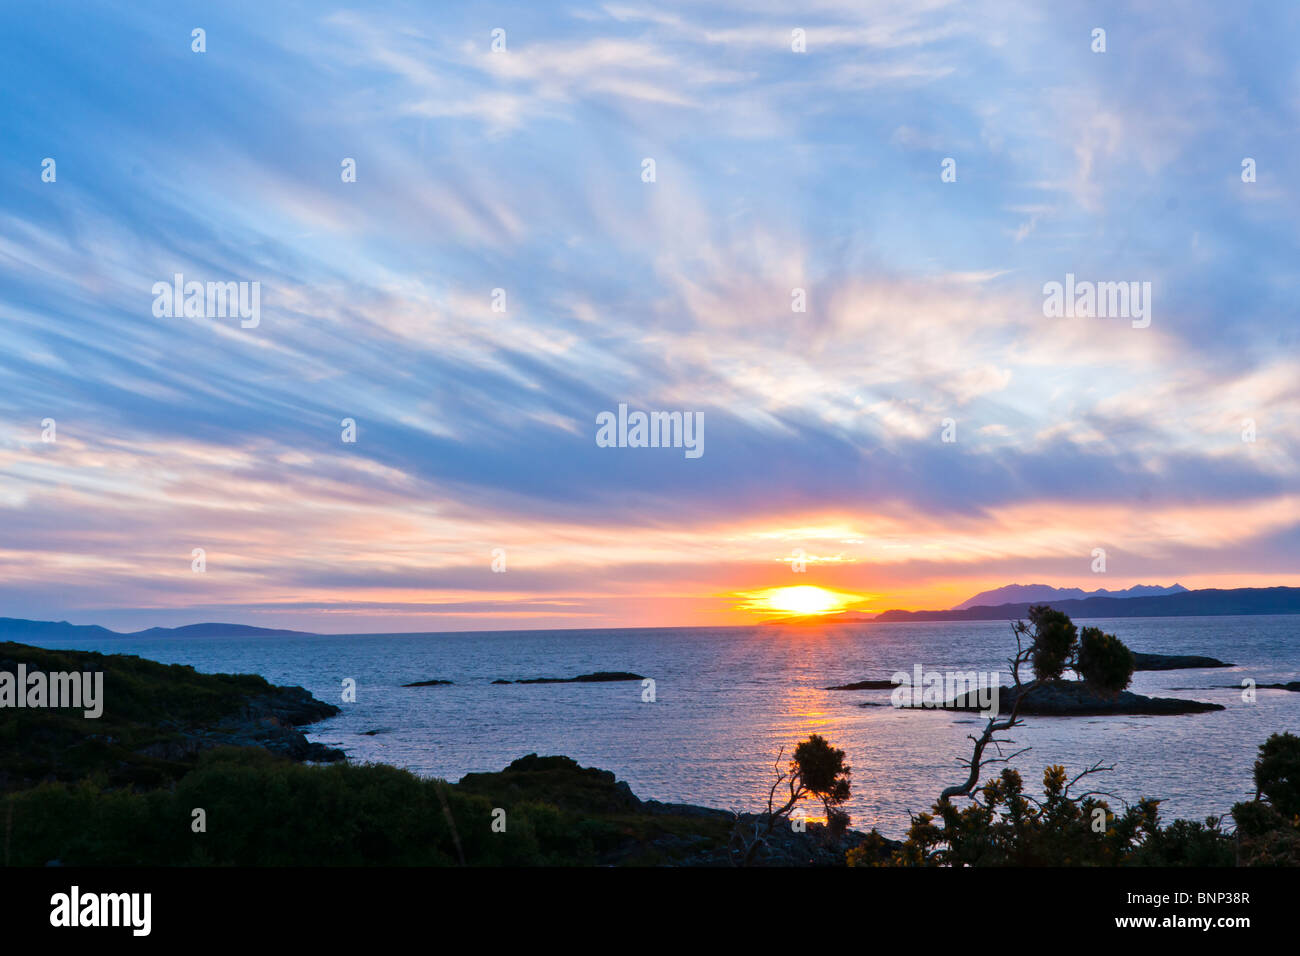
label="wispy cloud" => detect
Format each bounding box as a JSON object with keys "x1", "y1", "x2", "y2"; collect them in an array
[{"x1": 0, "y1": 0, "x2": 1296, "y2": 630}]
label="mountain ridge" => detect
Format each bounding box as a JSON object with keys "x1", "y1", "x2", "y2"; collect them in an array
[
  {"x1": 875, "y1": 586, "x2": 1300, "y2": 622},
  {"x1": 0, "y1": 618, "x2": 313, "y2": 639},
  {"x1": 953, "y1": 583, "x2": 1188, "y2": 610}
]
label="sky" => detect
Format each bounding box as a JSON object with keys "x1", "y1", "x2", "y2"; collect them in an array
[{"x1": 1, "y1": 1, "x2": 1298, "y2": 633}]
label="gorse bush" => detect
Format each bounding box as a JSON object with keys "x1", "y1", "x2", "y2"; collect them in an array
[
  {"x1": 848, "y1": 763, "x2": 1234, "y2": 868},
  {"x1": 1075, "y1": 626, "x2": 1136, "y2": 694}
]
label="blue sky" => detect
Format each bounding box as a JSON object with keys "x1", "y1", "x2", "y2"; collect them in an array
[{"x1": 1, "y1": 1, "x2": 1298, "y2": 631}]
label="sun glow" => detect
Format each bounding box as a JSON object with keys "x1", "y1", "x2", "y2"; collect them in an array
[{"x1": 738, "y1": 585, "x2": 863, "y2": 617}]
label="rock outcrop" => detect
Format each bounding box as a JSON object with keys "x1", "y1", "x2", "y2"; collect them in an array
[
  {"x1": 1132, "y1": 652, "x2": 1232, "y2": 670},
  {"x1": 0, "y1": 640, "x2": 343, "y2": 793},
  {"x1": 936, "y1": 679, "x2": 1223, "y2": 716},
  {"x1": 494, "y1": 671, "x2": 645, "y2": 684}
]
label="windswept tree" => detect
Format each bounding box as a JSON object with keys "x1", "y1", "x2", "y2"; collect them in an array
[
  {"x1": 730, "y1": 733, "x2": 851, "y2": 866},
  {"x1": 1026, "y1": 605, "x2": 1076, "y2": 681}
]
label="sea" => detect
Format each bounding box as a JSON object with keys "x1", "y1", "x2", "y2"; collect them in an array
[{"x1": 20, "y1": 615, "x2": 1299, "y2": 837}]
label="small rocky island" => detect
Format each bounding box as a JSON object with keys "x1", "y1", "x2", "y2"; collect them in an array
[
  {"x1": 493, "y1": 671, "x2": 645, "y2": 684},
  {"x1": 828, "y1": 628, "x2": 1235, "y2": 717},
  {"x1": 1132, "y1": 652, "x2": 1233, "y2": 670},
  {"x1": 938, "y1": 679, "x2": 1223, "y2": 716}
]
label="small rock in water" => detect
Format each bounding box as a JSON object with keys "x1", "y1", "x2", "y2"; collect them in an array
[
  {"x1": 500, "y1": 671, "x2": 645, "y2": 684},
  {"x1": 1132, "y1": 652, "x2": 1232, "y2": 670}
]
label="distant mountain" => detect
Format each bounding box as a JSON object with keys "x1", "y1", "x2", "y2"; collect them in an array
[
  {"x1": 954, "y1": 583, "x2": 1188, "y2": 610},
  {"x1": 876, "y1": 586, "x2": 1300, "y2": 622},
  {"x1": 128, "y1": 623, "x2": 310, "y2": 638},
  {"x1": 0, "y1": 618, "x2": 119, "y2": 640},
  {"x1": 0, "y1": 618, "x2": 313, "y2": 639}
]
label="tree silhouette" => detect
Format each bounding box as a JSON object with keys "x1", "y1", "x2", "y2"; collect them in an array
[{"x1": 730, "y1": 733, "x2": 851, "y2": 866}]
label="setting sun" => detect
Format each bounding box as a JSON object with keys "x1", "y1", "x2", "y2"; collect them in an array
[{"x1": 737, "y1": 585, "x2": 864, "y2": 617}]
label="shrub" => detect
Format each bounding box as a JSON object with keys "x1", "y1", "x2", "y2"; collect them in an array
[
  {"x1": 1076, "y1": 626, "x2": 1136, "y2": 693},
  {"x1": 1254, "y1": 732, "x2": 1300, "y2": 818},
  {"x1": 1026, "y1": 605, "x2": 1076, "y2": 681}
]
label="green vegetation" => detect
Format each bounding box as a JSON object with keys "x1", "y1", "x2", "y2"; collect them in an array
[
  {"x1": 1019, "y1": 605, "x2": 1135, "y2": 693},
  {"x1": 2, "y1": 749, "x2": 736, "y2": 866},
  {"x1": 729, "y1": 733, "x2": 853, "y2": 865},
  {"x1": 1075, "y1": 625, "x2": 1137, "y2": 692},
  {"x1": 1252, "y1": 730, "x2": 1300, "y2": 817},
  {"x1": 0, "y1": 641, "x2": 327, "y2": 792},
  {"x1": 849, "y1": 733, "x2": 1300, "y2": 867},
  {"x1": 1231, "y1": 731, "x2": 1300, "y2": 865}
]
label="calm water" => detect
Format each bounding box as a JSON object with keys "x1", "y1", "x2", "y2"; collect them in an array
[{"x1": 22, "y1": 615, "x2": 1300, "y2": 837}]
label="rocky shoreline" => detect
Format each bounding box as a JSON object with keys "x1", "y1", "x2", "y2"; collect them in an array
[
  {"x1": 457, "y1": 753, "x2": 889, "y2": 866},
  {"x1": 0, "y1": 640, "x2": 344, "y2": 792},
  {"x1": 136, "y1": 683, "x2": 344, "y2": 763}
]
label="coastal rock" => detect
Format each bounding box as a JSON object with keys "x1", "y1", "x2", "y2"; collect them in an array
[
  {"x1": 1132, "y1": 652, "x2": 1233, "y2": 670},
  {"x1": 240, "y1": 684, "x2": 340, "y2": 726},
  {"x1": 824, "y1": 680, "x2": 896, "y2": 690},
  {"x1": 458, "y1": 753, "x2": 643, "y2": 813},
  {"x1": 639, "y1": 801, "x2": 897, "y2": 866},
  {"x1": 496, "y1": 671, "x2": 645, "y2": 685},
  {"x1": 1257, "y1": 681, "x2": 1300, "y2": 692},
  {"x1": 234, "y1": 687, "x2": 342, "y2": 760},
  {"x1": 0, "y1": 641, "x2": 345, "y2": 793},
  {"x1": 939, "y1": 679, "x2": 1223, "y2": 716},
  {"x1": 641, "y1": 800, "x2": 734, "y2": 821},
  {"x1": 458, "y1": 753, "x2": 894, "y2": 866},
  {"x1": 401, "y1": 679, "x2": 453, "y2": 687}
]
